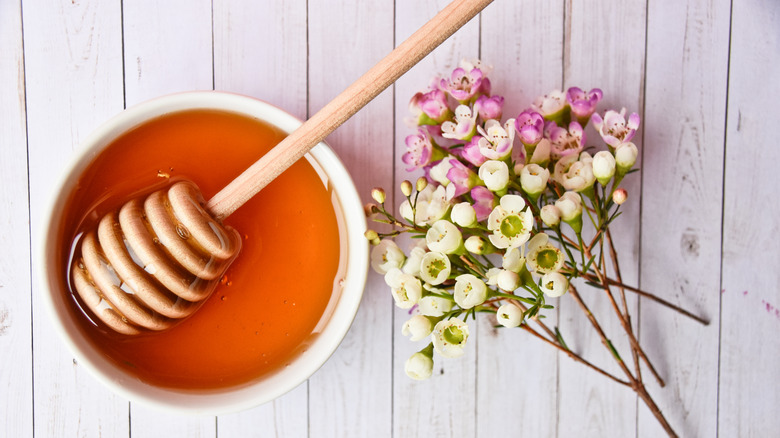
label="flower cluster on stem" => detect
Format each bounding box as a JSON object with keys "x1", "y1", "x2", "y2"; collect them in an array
[{"x1": 365, "y1": 59, "x2": 701, "y2": 438}]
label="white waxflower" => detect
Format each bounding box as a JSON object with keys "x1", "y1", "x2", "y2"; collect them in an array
[
  {"x1": 529, "y1": 137, "x2": 551, "y2": 166},
  {"x1": 426, "y1": 220, "x2": 463, "y2": 254},
  {"x1": 553, "y1": 153, "x2": 579, "y2": 185},
  {"x1": 484, "y1": 267, "x2": 501, "y2": 286},
  {"x1": 520, "y1": 163, "x2": 550, "y2": 197},
  {"x1": 465, "y1": 235, "x2": 488, "y2": 254},
  {"x1": 592, "y1": 150, "x2": 616, "y2": 186},
  {"x1": 497, "y1": 269, "x2": 520, "y2": 292},
  {"x1": 478, "y1": 160, "x2": 510, "y2": 192},
  {"x1": 429, "y1": 158, "x2": 454, "y2": 187},
  {"x1": 561, "y1": 152, "x2": 596, "y2": 192},
  {"x1": 419, "y1": 251, "x2": 451, "y2": 285},
  {"x1": 399, "y1": 184, "x2": 450, "y2": 226},
  {"x1": 502, "y1": 247, "x2": 525, "y2": 273},
  {"x1": 384, "y1": 268, "x2": 422, "y2": 309},
  {"x1": 370, "y1": 239, "x2": 406, "y2": 275},
  {"x1": 405, "y1": 350, "x2": 434, "y2": 380},
  {"x1": 451, "y1": 202, "x2": 477, "y2": 228},
  {"x1": 615, "y1": 141, "x2": 638, "y2": 174},
  {"x1": 402, "y1": 315, "x2": 434, "y2": 341},
  {"x1": 555, "y1": 191, "x2": 582, "y2": 222},
  {"x1": 418, "y1": 295, "x2": 453, "y2": 317},
  {"x1": 526, "y1": 233, "x2": 564, "y2": 274},
  {"x1": 431, "y1": 318, "x2": 470, "y2": 358},
  {"x1": 496, "y1": 303, "x2": 523, "y2": 328},
  {"x1": 541, "y1": 271, "x2": 568, "y2": 297},
  {"x1": 487, "y1": 194, "x2": 534, "y2": 249},
  {"x1": 402, "y1": 245, "x2": 427, "y2": 276},
  {"x1": 540, "y1": 204, "x2": 561, "y2": 227},
  {"x1": 453, "y1": 274, "x2": 488, "y2": 309}
]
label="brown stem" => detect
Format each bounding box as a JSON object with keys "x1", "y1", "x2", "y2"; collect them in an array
[
  {"x1": 584, "y1": 247, "x2": 666, "y2": 387},
  {"x1": 582, "y1": 274, "x2": 709, "y2": 326},
  {"x1": 568, "y1": 286, "x2": 679, "y2": 436},
  {"x1": 604, "y1": 229, "x2": 643, "y2": 383},
  {"x1": 519, "y1": 323, "x2": 630, "y2": 387}
]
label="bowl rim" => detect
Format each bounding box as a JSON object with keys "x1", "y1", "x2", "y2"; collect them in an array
[{"x1": 37, "y1": 91, "x2": 368, "y2": 415}]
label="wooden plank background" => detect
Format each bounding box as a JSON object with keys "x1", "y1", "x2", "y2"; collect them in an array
[{"x1": 1, "y1": 0, "x2": 778, "y2": 436}]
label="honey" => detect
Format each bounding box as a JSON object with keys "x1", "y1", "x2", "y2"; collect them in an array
[{"x1": 57, "y1": 109, "x2": 341, "y2": 390}]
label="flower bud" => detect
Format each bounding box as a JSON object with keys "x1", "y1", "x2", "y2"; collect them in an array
[
  {"x1": 612, "y1": 188, "x2": 628, "y2": 205},
  {"x1": 416, "y1": 176, "x2": 428, "y2": 192},
  {"x1": 540, "y1": 204, "x2": 561, "y2": 227},
  {"x1": 402, "y1": 315, "x2": 434, "y2": 341},
  {"x1": 401, "y1": 180, "x2": 413, "y2": 197},
  {"x1": 364, "y1": 229, "x2": 379, "y2": 241},
  {"x1": 405, "y1": 347, "x2": 434, "y2": 380},
  {"x1": 615, "y1": 142, "x2": 638, "y2": 175},
  {"x1": 364, "y1": 203, "x2": 379, "y2": 217},
  {"x1": 371, "y1": 187, "x2": 386, "y2": 204},
  {"x1": 555, "y1": 191, "x2": 583, "y2": 233},
  {"x1": 451, "y1": 202, "x2": 477, "y2": 228},
  {"x1": 478, "y1": 160, "x2": 509, "y2": 192},
  {"x1": 464, "y1": 235, "x2": 492, "y2": 255},
  {"x1": 497, "y1": 269, "x2": 520, "y2": 292},
  {"x1": 592, "y1": 150, "x2": 616, "y2": 186},
  {"x1": 496, "y1": 303, "x2": 523, "y2": 328}
]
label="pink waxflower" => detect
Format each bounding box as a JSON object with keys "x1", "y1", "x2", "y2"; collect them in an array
[
  {"x1": 532, "y1": 89, "x2": 567, "y2": 123},
  {"x1": 402, "y1": 128, "x2": 434, "y2": 171},
  {"x1": 477, "y1": 119, "x2": 515, "y2": 160},
  {"x1": 591, "y1": 108, "x2": 640, "y2": 147},
  {"x1": 459, "y1": 136, "x2": 488, "y2": 167},
  {"x1": 514, "y1": 110, "x2": 545, "y2": 146},
  {"x1": 471, "y1": 186, "x2": 496, "y2": 222},
  {"x1": 566, "y1": 87, "x2": 603, "y2": 124},
  {"x1": 440, "y1": 67, "x2": 488, "y2": 103},
  {"x1": 474, "y1": 94, "x2": 504, "y2": 121},
  {"x1": 446, "y1": 159, "x2": 481, "y2": 200},
  {"x1": 546, "y1": 121, "x2": 585, "y2": 159},
  {"x1": 409, "y1": 89, "x2": 452, "y2": 124},
  {"x1": 441, "y1": 105, "x2": 478, "y2": 141}
]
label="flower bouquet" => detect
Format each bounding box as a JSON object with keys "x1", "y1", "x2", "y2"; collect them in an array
[{"x1": 366, "y1": 59, "x2": 705, "y2": 437}]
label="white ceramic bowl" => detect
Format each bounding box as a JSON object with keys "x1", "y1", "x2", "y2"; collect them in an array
[{"x1": 38, "y1": 91, "x2": 368, "y2": 415}]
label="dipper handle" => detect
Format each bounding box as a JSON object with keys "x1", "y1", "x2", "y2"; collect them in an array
[{"x1": 205, "y1": 0, "x2": 494, "y2": 220}]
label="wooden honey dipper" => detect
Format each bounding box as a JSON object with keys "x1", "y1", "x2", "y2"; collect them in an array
[{"x1": 70, "y1": 0, "x2": 494, "y2": 335}]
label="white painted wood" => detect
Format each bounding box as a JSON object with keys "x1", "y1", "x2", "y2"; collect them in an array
[
  {"x1": 391, "y1": 1, "x2": 481, "y2": 437},
  {"x1": 719, "y1": 0, "x2": 780, "y2": 435},
  {"x1": 557, "y1": 0, "x2": 646, "y2": 436},
  {"x1": 120, "y1": 1, "x2": 218, "y2": 435},
  {"x1": 211, "y1": 0, "x2": 311, "y2": 433},
  {"x1": 22, "y1": 0, "x2": 129, "y2": 435},
  {"x1": 122, "y1": 0, "x2": 214, "y2": 106},
  {"x1": 0, "y1": 1, "x2": 33, "y2": 436},
  {"x1": 476, "y1": 0, "x2": 563, "y2": 436},
  {"x1": 639, "y1": 0, "x2": 730, "y2": 436},
  {"x1": 306, "y1": 1, "x2": 394, "y2": 436}
]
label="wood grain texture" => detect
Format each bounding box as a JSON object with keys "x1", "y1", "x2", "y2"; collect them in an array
[
  {"x1": 640, "y1": 0, "x2": 730, "y2": 436},
  {"x1": 0, "y1": 0, "x2": 33, "y2": 436},
  {"x1": 212, "y1": 0, "x2": 312, "y2": 432},
  {"x1": 558, "y1": 0, "x2": 646, "y2": 436},
  {"x1": 476, "y1": 0, "x2": 563, "y2": 436},
  {"x1": 391, "y1": 1, "x2": 480, "y2": 437},
  {"x1": 719, "y1": 0, "x2": 780, "y2": 435},
  {"x1": 22, "y1": 0, "x2": 129, "y2": 435},
  {"x1": 306, "y1": 1, "x2": 394, "y2": 436},
  {"x1": 120, "y1": 1, "x2": 217, "y2": 434}
]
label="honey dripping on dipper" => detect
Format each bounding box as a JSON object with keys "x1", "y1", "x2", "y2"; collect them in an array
[{"x1": 66, "y1": 0, "x2": 494, "y2": 335}]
